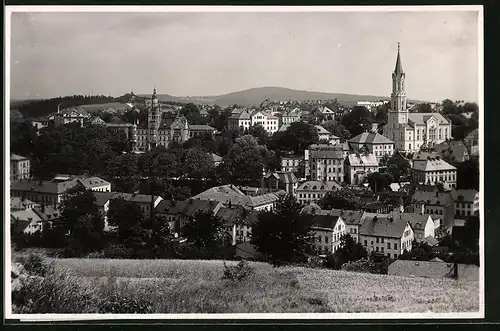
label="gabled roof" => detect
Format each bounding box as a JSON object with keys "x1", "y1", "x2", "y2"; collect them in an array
[
  {"x1": 311, "y1": 214, "x2": 342, "y2": 230},
  {"x1": 11, "y1": 179, "x2": 79, "y2": 195},
  {"x1": 10, "y1": 197, "x2": 37, "y2": 211},
  {"x1": 412, "y1": 155, "x2": 456, "y2": 172},
  {"x1": 407, "y1": 113, "x2": 449, "y2": 126},
  {"x1": 434, "y1": 140, "x2": 469, "y2": 162},
  {"x1": 264, "y1": 171, "x2": 298, "y2": 184},
  {"x1": 92, "y1": 192, "x2": 116, "y2": 207},
  {"x1": 33, "y1": 205, "x2": 62, "y2": 221},
  {"x1": 359, "y1": 215, "x2": 410, "y2": 238},
  {"x1": 216, "y1": 206, "x2": 259, "y2": 226},
  {"x1": 210, "y1": 153, "x2": 222, "y2": 163},
  {"x1": 11, "y1": 209, "x2": 43, "y2": 225},
  {"x1": 11, "y1": 153, "x2": 28, "y2": 161},
  {"x1": 110, "y1": 192, "x2": 162, "y2": 204},
  {"x1": 189, "y1": 125, "x2": 216, "y2": 131},
  {"x1": 309, "y1": 145, "x2": 344, "y2": 159},
  {"x1": 412, "y1": 190, "x2": 452, "y2": 206},
  {"x1": 77, "y1": 177, "x2": 110, "y2": 189},
  {"x1": 229, "y1": 110, "x2": 251, "y2": 120},
  {"x1": 166, "y1": 199, "x2": 221, "y2": 217},
  {"x1": 329, "y1": 209, "x2": 364, "y2": 225},
  {"x1": 349, "y1": 132, "x2": 394, "y2": 145},
  {"x1": 315, "y1": 125, "x2": 331, "y2": 135},
  {"x1": 389, "y1": 211, "x2": 432, "y2": 230}
]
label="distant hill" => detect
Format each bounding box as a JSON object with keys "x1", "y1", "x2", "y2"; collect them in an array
[{"x1": 140, "y1": 86, "x2": 425, "y2": 107}]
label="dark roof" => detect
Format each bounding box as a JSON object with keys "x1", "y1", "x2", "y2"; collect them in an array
[
  {"x1": 216, "y1": 206, "x2": 259, "y2": 226},
  {"x1": 33, "y1": 205, "x2": 62, "y2": 221},
  {"x1": 434, "y1": 140, "x2": 469, "y2": 162},
  {"x1": 155, "y1": 200, "x2": 174, "y2": 213},
  {"x1": 311, "y1": 214, "x2": 341, "y2": 230},
  {"x1": 359, "y1": 215, "x2": 410, "y2": 238},
  {"x1": 450, "y1": 189, "x2": 478, "y2": 203},
  {"x1": 424, "y1": 236, "x2": 439, "y2": 246},
  {"x1": 264, "y1": 171, "x2": 298, "y2": 184},
  {"x1": 11, "y1": 179, "x2": 79, "y2": 195},
  {"x1": 309, "y1": 145, "x2": 344, "y2": 159},
  {"x1": 189, "y1": 125, "x2": 216, "y2": 131},
  {"x1": 388, "y1": 260, "x2": 478, "y2": 281},
  {"x1": 349, "y1": 132, "x2": 394, "y2": 145},
  {"x1": 93, "y1": 192, "x2": 116, "y2": 207},
  {"x1": 166, "y1": 199, "x2": 221, "y2": 217},
  {"x1": 394, "y1": 45, "x2": 404, "y2": 74}
]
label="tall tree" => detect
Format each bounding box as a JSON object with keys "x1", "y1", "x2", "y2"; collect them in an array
[
  {"x1": 107, "y1": 198, "x2": 145, "y2": 242},
  {"x1": 321, "y1": 120, "x2": 351, "y2": 142},
  {"x1": 181, "y1": 147, "x2": 215, "y2": 179},
  {"x1": 341, "y1": 106, "x2": 373, "y2": 137},
  {"x1": 251, "y1": 195, "x2": 315, "y2": 266},
  {"x1": 330, "y1": 234, "x2": 368, "y2": 269},
  {"x1": 182, "y1": 211, "x2": 225, "y2": 249},
  {"x1": 248, "y1": 124, "x2": 269, "y2": 145},
  {"x1": 319, "y1": 190, "x2": 364, "y2": 210}
]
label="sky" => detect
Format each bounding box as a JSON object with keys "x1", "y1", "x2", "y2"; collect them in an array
[{"x1": 9, "y1": 9, "x2": 480, "y2": 102}]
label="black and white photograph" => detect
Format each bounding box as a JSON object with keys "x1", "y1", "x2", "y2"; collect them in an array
[{"x1": 5, "y1": 6, "x2": 483, "y2": 319}]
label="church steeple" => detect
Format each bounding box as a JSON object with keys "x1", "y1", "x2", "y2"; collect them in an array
[{"x1": 394, "y1": 42, "x2": 404, "y2": 75}]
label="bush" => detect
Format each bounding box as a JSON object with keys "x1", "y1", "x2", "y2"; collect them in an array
[
  {"x1": 341, "y1": 257, "x2": 392, "y2": 275},
  {"x1": 222, "y1": 260, "x2": 254, "y2": 281},
  {"x1": 21, "y1": 254, "x2": 51, "y2": 277}
]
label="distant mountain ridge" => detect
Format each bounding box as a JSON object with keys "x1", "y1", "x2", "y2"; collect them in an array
[{"x1": 138, "y1": 86, "x2": 426, "y2": 107}]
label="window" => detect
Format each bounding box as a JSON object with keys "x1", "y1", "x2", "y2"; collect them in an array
[
  {"x1": 364, "y1": 240, "x2": 367, "y2": 246},
  {"x1": 394, "y1": 243, "x2": 398, "y2": 250},
  {"x1": 394, "y1": 253, "x2": 398, "y2": 259},
  {"x1": 318, "y1": 236, "x2": 322, "y2": 243},
  {"x1": 387, "y1": 242, "x2": 391, "y2": 249},
  {"x1": 325, "y1": 236, "x2": 329, "y2": 243},
  {"x1": 376, "y1": 247, "x2": 379, "y2": 252},
  {"x1": 376, "y1": 237, "x2": 379, "y2": 243}
]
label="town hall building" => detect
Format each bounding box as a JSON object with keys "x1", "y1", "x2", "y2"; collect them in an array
[{"x1": 383, "y1": 43, "x2": 452, "y2": 153}]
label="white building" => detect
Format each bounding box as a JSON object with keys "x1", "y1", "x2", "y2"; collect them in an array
[
  {"x1": 348, "y1": 132, "x2": 395, "y2": 160},
  {"x1": 383, "y1": 43, "x2": 452, "y2": 152},
  {"x1": 307, "y1": 144, "x2": 345, "y2": 182},
  {"x1": 250, "y1": 110, "x2": 279, "y2": 135},
  {"x1": 450, "y1": 189, "x2": 480, "y2": 219},
  {"x1": 412, "y1": 152, "x2": 457, "y2": 190},
  {"x1": 10, "y1": 153, "x2": 30, "y2": 181},
  {"x1": 359, "y1": 214, "x2": 414, "y2": 259},
  {"x1": 296, "y1": 180, "x2": 342, "y2": 205},
  {"x1": 311, "y1": 215, "x2": 347, "y2": 255},
  {"x1": 345, "y1": 153, "x2": 380, "y2": 185},
  {"x1": 228, "y1": 109, "x2": 252, "y2": 131}
]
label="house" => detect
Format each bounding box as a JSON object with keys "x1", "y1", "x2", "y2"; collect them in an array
[
  {"x1": 464, "y1": 129, "x2": 479, "y2": 155},
  {"x1": 10, "y1": 179, "x2": 80, "y2": 205},
  {"x1": 10, "y1": 154, "x2": 30, "y2": 180},
  {"x1": 76, "y1": 177, "x2": 112, "y2": 192},
  {"x1": 10, "y1": 197, "x2": 38, "y2": 211},
  {"x1": 329, "y1": 209, "x2": 364, "y2": 243},
  {"x1": 393, "y1": 212, "x2": 435, "y2": 242},
  {"x1": 216, "y1": 206, "x2": 259, "y2": 245},
  {"x1": 278, "y1": 108, "x2": 301, "y2": 126},
  {"x1": 11, "y1": 208, "x2": 45, "y2": 235},
  {"x1": 54, "y1": 107, "x2": 90, "y2": 127},
  {"x1": 318, "y1": 106, "x2": 335, "y2": 121},
  {"x1": 250, "y1": 110, "x2": 279, "y2": 134},
  {"x1": 86, "y1": 116, "x2": 106, "y2": 126},
  {"x1": 311, "y1": 214, "x2": 347, "y2": 255},
  {"x1": 156, "y1": 198, "x2": 223, "y2": 234},
  {"x1": 210, "y1": 153, "x2": 222, "y2": 167},
  {"x1": 409, "y1": 189, "x2": 455, "y2": 230},
  {"x1": 262, "y1": 171, "x2": 298, "y2": 196},
  {"x1": 412, "y1": 152, "x2": 457, "y2": 190},
  {"x1": 306, "y1": 144, "x2": 345, "y2": 182},
  {"x1": 193, "y1": 184, "x2": 279, "y2": 211},
  {"x1": 188, "y1": 124, "x2": 217, "y2": 138},
  {"x1": 359, "y1": 214, "x2": 414, "y2": 259},
  {"x1": 228, "y1": 109, "x2": 252, "y2": 132},
  {"x1": 31, "y1": 115, "x2": 53, "y2": 131},
  {"x1": 433, "y1": 140, "x2": 469, "y2": 163},
  {"x1": 348, "y1": 132, "x2": 395, "y2": 160},
  {"x1": 280, "y1": 154, "x2": 303, "y2": 174},
  {"x1": 450, "y1": 189, "x2": 480, "y2": 219},
  {"x1": 94, "y1": 192, "x2": 163, "y2": 222},
  {"x1": 33, "y1": 204, "x2": 62, "y2": 228},
  {"x1": 296, "y1": 180, "x2": 342, "y2": 205},
  {"x1": 315, "y1": 125, "x2": 332, "y2": 141},
  {"x1": 364, "y1": 202, "x2": 391, "y2": 214},
  {"x1": 387, "y1": 260, "x2": 479, "y2": 281},
  {"x1": 345, "y1": 153, "x2": 380, "y2": 185},
  {"x1": 92, "y1": 192, "x2": 116, "y2": 231}
]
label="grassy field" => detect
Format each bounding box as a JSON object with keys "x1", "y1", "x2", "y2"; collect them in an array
[{"x1": 30, "y1": 258, "x2": 480, "y2": 314}]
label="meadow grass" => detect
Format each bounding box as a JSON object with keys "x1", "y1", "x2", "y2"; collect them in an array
[{"x1": 15, "y1": 258, "x2": 479, "y2": 314}]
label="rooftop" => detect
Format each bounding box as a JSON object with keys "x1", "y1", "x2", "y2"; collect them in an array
[
  {"x1": 412, "y1": 155, "x2": 456, "y2": 172},
  {"x1": 347, "y1": 153, "x2": 379, "y2": 167},
  {"x1": 359, "y1": 215, "x2": 410, "y2": 239},
  {"x1": 11, "y1": 153, "x2": 29, "y2": 161},
  {"x1": 297, "y1": 180, "x2": 342, "y2": 191},
  {"x1": 450, "y1": 189, "x2": 479, "y2": 203},
  {"x1": 349, "y1": 132, "x2": 394, "y2": 145},
  {"x1": 407, "y1": 113, "x2": 450, "y2": 127}
]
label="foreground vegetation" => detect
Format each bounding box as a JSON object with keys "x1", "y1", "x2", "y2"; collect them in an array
[{"x1": 12, "y1": 256, "x2": 479, "y2": 314}]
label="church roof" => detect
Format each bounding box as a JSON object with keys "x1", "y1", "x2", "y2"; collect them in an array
[
  {"x1": 407, "y1": 113, "x2": 449, "y2": 126},
  {"x1": 394, "y1": 43, "x2": 404, "y2": 75}
]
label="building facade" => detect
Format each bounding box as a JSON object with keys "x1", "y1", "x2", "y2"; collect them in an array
[
  {"x1": 307, "y1": 144, "x2": 345, "y2": 182},
  {"x1": 345, "y1": 153, "x2": 380, "y2": 185},
  {"x1": 383, "y1": 43, "x2": 451, "y2": 152},
  {"x1": 450, "y1": 189, "x2": 480, "y2": 219},
  {"x1": 412, "y1": 152, "x2": 457, "y2": 190},
  {"x1": 296, "y1": 180, "x2": 342, "y2": 205},
  {"x1": 312, "y1": 215, "x2": 347, "y2": 255},
  {"x1": 348, "y1": 132, "x2": 395, "y2": 160},
  {"x1": 10, "y1": 154, "x2": 30, "y2": 180}
]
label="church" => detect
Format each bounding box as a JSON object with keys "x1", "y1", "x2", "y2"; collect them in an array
[{"x1": 383, "y1": 43, "x2": 452, "y2": 153}]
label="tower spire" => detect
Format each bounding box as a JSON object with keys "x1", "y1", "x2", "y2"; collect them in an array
[{"x1": 394, "y1": 42, "x2": 403, "y2": 75}]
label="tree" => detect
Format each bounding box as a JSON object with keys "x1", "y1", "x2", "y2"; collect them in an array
[
  {"x1": 152, "y1": 152, "x2": 179, "y2": 178},
  {"x1": 386, "y1": 152, "x2": 411, "y2": 182},
  {"x1": 270, "y1": 122, "x2": 319, "y2": 155},
  {"x1": 329, "y1": 234, "x2": 368, "y2": 269},
  {"x1": 456, "y1": 158, "x2": 479, "y2": 190},
  {"x1": 319, "y1": 190, "x2": 364, "y2": 210},
  {"x1": 413, "y1": 103, "x2": 433, "y2": 113},
  {"x1": 219, "y1": 135, "x2": 270, "y2": 184},
  {"x1": 248, "y1": 124, "x2": 268, "y2": 145},
  {"x1": 181, "y1": 148, "x2": 215, "y2": 179},
  {"x1": 106, "y1": 153, "x2": 140, "y2": 192},
  {"x1": 107, "y1": 198, "x2": 145, "y2": 242},
  {"x1": 59, "y1": 186, "x2": 105, "y2": 252},
  {"x1": 341, "y1": 106, "x2": 373, "y2": 137},
  {"x1": 182, "y1": 211, "x2": 225, "y2": 249},
  {"x1": 182, "y1": 132, "x2": 218, "y2": 154},
  {"x1": 320, "y1": 120, "x2": 351, "y2": 142},
  {"x1": 142, "y1": 214, "x2": 172, "y2": 257},
  {"x1": 251, "y1": 195, "x2": 315, "y2": 266},
  {"x1": 364, "y1": 172, "x2": 393, "y2": 193},
  {"x1": 373, "y1": 104, "x2": 389, "y2": 133}
]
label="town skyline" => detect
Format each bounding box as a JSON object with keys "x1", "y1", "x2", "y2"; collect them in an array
[{"x1": 9, "y1": 9, "x2": 480, "y2": 103}]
